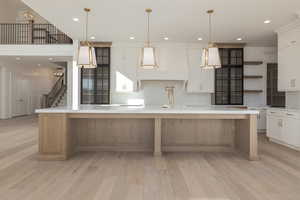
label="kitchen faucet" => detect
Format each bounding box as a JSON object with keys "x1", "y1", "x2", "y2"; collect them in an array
[{"x1": 165, "y1": 86, "x2": 175, "y2": 107}]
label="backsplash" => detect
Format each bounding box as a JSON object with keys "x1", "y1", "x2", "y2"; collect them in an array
[
  {"x1": 286, "y1": 92, "x2": 300, "y2": 109},
  {"x1": 111, "y1": 81, "x2": 211, "y2": 106}
]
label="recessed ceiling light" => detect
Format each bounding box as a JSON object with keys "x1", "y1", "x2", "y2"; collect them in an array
[
  {"x1": 73, "y1": 18, "x2": 79, "y2": 22},
  {"x1": 16, "y1": 57, "x2": 21, "y2": 60},
  {"x1": 37, "y1": 64, "x2": 41, "y2": 67},
  {"x1": 129, "y1": 36, "x2": 135, "y2": 40},
  {"x1": 90, "y1": 36, "x2": 96, "y2": 40},
  {"x1": 236, "y1": 38, "x2": 243, "y2": 41},
  {"x1": 48, "y1": 57, "x2": 53, "y2": 61},
  {"x1": 164, "y1": 37, "x2": 169, "y2": 41},
  {"x1": 197, "y1": 37, "x2": 203, "y2": 41},
  {"x1": 264, "y1": 20, "x2": 271, "y2": 24}
]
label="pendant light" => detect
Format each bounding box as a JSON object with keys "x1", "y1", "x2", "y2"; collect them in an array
[
  {"x1": 141, "y1": 8, "x2": 158, "y2": 69},
  {"x1": 201, "y1": 10, "x2": 221, "y2": 69},
  {"x1": 77, "y1": 8, "x2": 97, "y2": 69}
]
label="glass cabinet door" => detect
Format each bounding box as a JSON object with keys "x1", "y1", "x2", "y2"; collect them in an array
[{"x1": 81, "y1": 47, "x2": 111, "y2": 104}]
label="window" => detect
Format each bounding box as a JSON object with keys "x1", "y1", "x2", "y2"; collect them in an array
[
  {"x1": 81, "y1": 47, "x2": 110, "y2": 104},
  {"x1": 215, "y1": 48, "x2": 244, "y2": 105}
]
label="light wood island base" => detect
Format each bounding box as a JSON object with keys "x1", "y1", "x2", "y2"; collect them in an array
[{"x1": 38, "y1": 113, "x2": 258, "y2": 161}]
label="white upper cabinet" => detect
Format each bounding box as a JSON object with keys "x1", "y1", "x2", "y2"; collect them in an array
[
  {"x1": 186, "y1": 48, "x2": 214, "y2": 93},
  {"x1": 137, "y1": 45, "x2": 189, "y2": 81},
  {"x1": 111, "y1": 46, "x2": 139, "y2": 92},
  {"x1": 276, "y1": 20, "x2": 300, "y2": 91}
]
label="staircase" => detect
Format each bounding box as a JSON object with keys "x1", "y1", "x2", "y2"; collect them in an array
[
  {"x1": 41, "y1": 74, "x2": 67, "y2": 108},
  {"x1": 51, "y1": 87, "x2": 67, "y2": 107}
]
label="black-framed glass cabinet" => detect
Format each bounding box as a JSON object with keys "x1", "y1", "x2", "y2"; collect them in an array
[
  {"x1": 214, "y1": 48, "x2": 244, "y2": 105},
  {"x1": 81, "y1": 47, "x2": 111, "y2": 104}
]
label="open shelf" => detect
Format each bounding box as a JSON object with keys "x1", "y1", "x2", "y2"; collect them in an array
[
  {"x1": 244, "y1": 75, "x2": 263, "y2": 79},
  {"x1": 244, "y1": 61, "x2": 263, "y2": 66},
  {"x1": 244, "y1": 90, "x2": 263, "y2": 93}
]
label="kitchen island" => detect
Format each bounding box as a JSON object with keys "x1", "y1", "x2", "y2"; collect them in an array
[{"x1": 36, "y1": 105, "x2": 259, "y2": 161}]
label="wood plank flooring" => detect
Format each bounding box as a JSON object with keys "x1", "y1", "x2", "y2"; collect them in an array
[{"x1": 1, "y1": 115, "x2": 300, "y2": 200}]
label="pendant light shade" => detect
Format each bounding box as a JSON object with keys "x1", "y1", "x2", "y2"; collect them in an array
[
  {"x1": 141, "y1": 8, "x2": 158, "y2": 69},
  {"x1": 77, "y1": 8, "x2": 97, "y2": 68},
  {"x1": 201, "y1": 10, "x2": 221, "y2": 69},
  {"x1": 141, "y1": 47, "x2": 157, "y2": 68},
  {"x1": 78, "y1": 45, "x2": 97, "y2": 68}
]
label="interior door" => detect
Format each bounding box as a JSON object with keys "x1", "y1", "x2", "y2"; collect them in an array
[{"x1": 14, "y1": 78, "x2": 29, "y2": 117}]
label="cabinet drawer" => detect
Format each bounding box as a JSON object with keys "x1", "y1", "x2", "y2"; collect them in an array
[
  {"x1": 284, "y1": 112, "x2": 300, "y2": 120},
  {"x1": 267, "y1": 110, "x2": 285, "y2": 117}
]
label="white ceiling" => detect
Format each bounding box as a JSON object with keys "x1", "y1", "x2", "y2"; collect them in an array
[
  {"x1": 0, "y1": 56, "x2": 70, "y2": 69},
  {"x1": 22, "y1": 0, "x2": 300, "y2": 46}
]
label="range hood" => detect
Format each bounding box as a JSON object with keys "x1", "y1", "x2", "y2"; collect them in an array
[{"x1": 136, "y1": 46, "x2": 189, "y2": 81}]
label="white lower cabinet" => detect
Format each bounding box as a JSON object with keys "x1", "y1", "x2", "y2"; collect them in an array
[
  {"x1": 267, "y1": 112, "x2": 283, "y2": 141},
  {"x1": 267, "y1": 110, "x2": 300, "y2": 150},
  {"x1": 284, "y1": 114, "x2": 300, "y2": 147}
]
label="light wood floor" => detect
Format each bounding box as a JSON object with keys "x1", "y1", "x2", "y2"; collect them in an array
[{"x1": 1, "y1": 116, "x2": 300, "y2": 200}]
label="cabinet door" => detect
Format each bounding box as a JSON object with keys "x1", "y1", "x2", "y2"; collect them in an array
[
  {"x1": 278, "y1": 28, "x2": 300, "y2": 92},
  {"x1": 286, "y1": 43, "x2": 300, "y2": 91},
  {"x1": 267, "y1": 115, "x2": 283, "y2": 140},
  {"x1": 278, "y1": 48, "x2": 289, "y2": 91},
  {"x1": 284, "y1": 116, "x2": 300, "y2": 147},
  {"x1": 112, "y1": 47, "x2": 139, "y2": 92},
  {"x1": 187, "y1": 48, "x2": 214, "y2": 93}
]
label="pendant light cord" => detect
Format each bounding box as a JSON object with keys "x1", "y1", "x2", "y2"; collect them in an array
[
  {"x1": 147, "y1": 11, "x2": 150, "y2": 47},
  {"x1": 209, "y1": 12, "x2": 212, "y2": 43},
  {"x1": 85, "y1": 10, "x2": 88, "y2": 42}
]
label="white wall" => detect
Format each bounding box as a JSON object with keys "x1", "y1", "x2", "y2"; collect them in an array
[
  {"x1": 0, "y1": 0, "x2": 47, "y2": 23},
  {"x1": 0, "y1": 0, "x2": 19, "y2": 23},
  {"x1": 0, "y1": 62, "x2": 56, "y2": 119}
]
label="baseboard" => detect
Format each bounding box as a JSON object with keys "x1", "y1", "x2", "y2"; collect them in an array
[
  {"x1": 162, "y1": 145, "x2": 234, "y2": 152},
  {"x1": 77, "y1": 145, "x2": 153, "y2": 152},
  {"x1": 269, "y1": 138, "x2": 300, "y2": 151},
  {"x1": 38, "y1": 154, "x2": 67, "y2": 161},
  {"x1": 77, "y1": 145, "x2": 234, "y2": 153}
]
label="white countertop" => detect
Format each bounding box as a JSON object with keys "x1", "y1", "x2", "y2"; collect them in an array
[
  {"x1": 36, "y1": 105, "x2": 259, "y2": 115},
  {"x1": 267, "y1": 107, "x2": 300, "y2": 113}
]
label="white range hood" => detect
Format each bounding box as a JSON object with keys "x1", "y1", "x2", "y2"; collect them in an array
[{"x1": 137, "y1": 45, "x2": 189, "y2": 81}]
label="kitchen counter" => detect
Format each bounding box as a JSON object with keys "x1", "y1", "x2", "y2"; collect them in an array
[
  {"x1": 36, "y1": 105, "x2": 259, "y2": 161},
  {"x1": 36, "y1": 105, "x2": 259, "y2": 115},
  {"x1": 267, "y1": 107, "x2": 300, "y2": 113}
]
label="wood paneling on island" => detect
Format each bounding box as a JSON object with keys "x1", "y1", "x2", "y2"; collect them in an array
[{"x1": 38, "y1": 112, "x2": 258, "y2": 161}]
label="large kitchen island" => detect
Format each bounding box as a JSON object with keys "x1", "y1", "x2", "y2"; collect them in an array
[{"x1": 36, "y1": 105, "x2": 259, "y2": 161}]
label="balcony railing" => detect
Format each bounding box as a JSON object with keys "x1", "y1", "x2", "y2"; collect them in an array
[{"x1": 0, "y1": 23, "x2": 72, "y2": 45}]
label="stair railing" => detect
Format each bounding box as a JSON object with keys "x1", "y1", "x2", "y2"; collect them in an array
[
  {"x1": 43, "y1": 74, "x2": 66, "y2": 108},
  {"x1": 0, "y1": 23, "x2": 72, "y2": 44}
]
